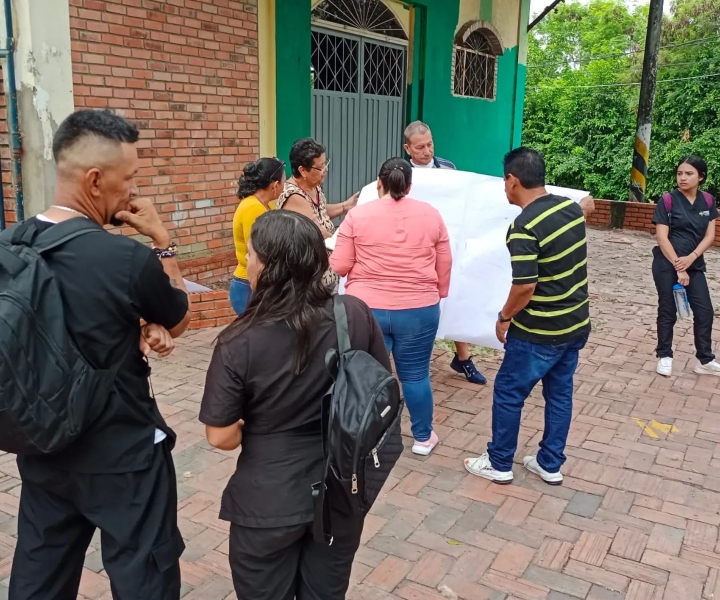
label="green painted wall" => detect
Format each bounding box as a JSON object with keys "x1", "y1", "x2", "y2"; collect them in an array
[
  {"x1": 414, "y1": 0, "x2": 523, "y2": 176},
  {"x1": 275, "y1": 0, "x2": 311, "y2": 170},
  {"x1": 512, "y1": 0, "x2": 531, "y2": 148},
  {"x1": 274, "y1": 0, "x2": 530, "y2": 177},
  {"x1": 480, "y1": 0, "x2": 493, "y2": 21}
]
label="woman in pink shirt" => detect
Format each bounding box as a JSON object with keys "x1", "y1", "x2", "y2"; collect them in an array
[{"x1": 331, "y1": 158, "x2": 452, "y2": 455}]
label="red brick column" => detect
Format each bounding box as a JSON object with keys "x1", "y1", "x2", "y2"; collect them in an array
[
  {"x1": 586, "y1": 199, "x2": 720, "y2": 246},
  {"x1": 188, "y1": 290, "x2": 235, "y2": 329}
]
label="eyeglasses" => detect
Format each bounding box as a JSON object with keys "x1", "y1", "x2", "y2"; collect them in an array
[{"x1": 310, "y1": 159, "x2": 330, "y2": 173}]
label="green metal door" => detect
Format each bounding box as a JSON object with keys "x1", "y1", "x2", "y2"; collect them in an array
[{"x1": 311, "y1": 16, "x2": 407, "y2": 205}]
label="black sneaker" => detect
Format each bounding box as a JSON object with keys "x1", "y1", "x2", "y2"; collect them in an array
[{"x1": 450, "y1": 354, "x2": 487, "y2": 385}]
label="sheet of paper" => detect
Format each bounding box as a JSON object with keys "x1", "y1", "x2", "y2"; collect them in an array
[{"x1": 327, "y1": 169, "x2": 588, "y2": 350}]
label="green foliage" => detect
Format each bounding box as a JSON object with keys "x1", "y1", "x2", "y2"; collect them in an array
[{"x1": 523, "y1": 0, "x2": 720, "y2": 201}]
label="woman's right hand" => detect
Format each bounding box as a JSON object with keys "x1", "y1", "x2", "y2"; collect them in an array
[{"x1": 678, "y1": 270, "x2": 690, "y2": 286}]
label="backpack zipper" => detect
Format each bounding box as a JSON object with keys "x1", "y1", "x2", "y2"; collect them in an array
[
  {"x1": 350, "y1": 375, "x2": 397, "y2": 494},
  {"x1": 369, "y1": 404, "x2": 403, "y2": 470}
]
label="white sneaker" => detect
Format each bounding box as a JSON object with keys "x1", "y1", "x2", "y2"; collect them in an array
[
  {"x1": 657, "y1": 357, "x2": 673, "y2": 377},
  {"x1": 412, "y1": 431, "x2": 440, "y2": 456},
  {"x1": 524, "y1": 456, "x2": 563, "y2": 486},
  {"x1": 695, "y1": 360, "x2": 720, "y2": 377},
  {"x1": 463, "y1": 453, "x2": 513, "y2": 485}
]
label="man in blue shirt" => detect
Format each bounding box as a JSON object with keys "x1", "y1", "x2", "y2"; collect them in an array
[{"x1": 403, "y1": 121, "x2": 486, "y2": 385}]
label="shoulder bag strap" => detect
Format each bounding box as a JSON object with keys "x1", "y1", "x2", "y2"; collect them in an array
[
  {"x1": 332, "y1": 295, "x2": 351, "y2": 354},
  {"x1": 701, "y1": 191, "x2": 714, "y2": 209},
  {"x1": 32, "y1": 219, "x2": 103, "y2": 254}
]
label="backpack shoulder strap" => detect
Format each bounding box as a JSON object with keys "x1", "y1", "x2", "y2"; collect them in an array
[
  {"x1": 663, "y1": 192, "x2": 673, "y2": 213},
  {"x1": 332, "y1": 295, "x2": 351, "y2": 354},
  {"x1": 701, "y1": 191, "x2": 714, "y2": 209},
  {"x1": 32, "y1": 219, "x2": 103, "y2": 254}
]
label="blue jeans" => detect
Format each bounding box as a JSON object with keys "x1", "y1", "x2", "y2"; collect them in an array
[
  {"x1": 229, "y1": 277, "x2": 252, "y2": 315},
  {"x1": 371, "y1": 304, "x2": 440, "y2": 443},
  {"x1": 488, "y1": 333, "x2": 588, "y2": 473}
]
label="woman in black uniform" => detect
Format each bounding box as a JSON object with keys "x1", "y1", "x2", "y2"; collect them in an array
[
  {"x1": 652, "y1": 155, "x2": 719, "y2": 377},
  {"x1": 198, "y1": 210, "x2": 391, "y2": 599}
]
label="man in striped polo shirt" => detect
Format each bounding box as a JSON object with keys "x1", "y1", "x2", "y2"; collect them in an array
[{"x1": 464, "y1": 147, "x2": 590, "y2": 486}]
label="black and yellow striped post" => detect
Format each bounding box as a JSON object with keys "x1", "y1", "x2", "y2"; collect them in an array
[
  {"x1": 630, "y1": 125, "x2": 652, "y2": 203},
  {"x1": 629, "y1": 0, "x2": 664, "y2": 203}
]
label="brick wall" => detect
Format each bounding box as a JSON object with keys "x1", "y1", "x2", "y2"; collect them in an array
[
  {"x1": 188, "y1": 290, "x2": 235, "y2": 328},
  {"x1": 68, "y1": 0, "x2": 259, "y2": 283},
  {"x1": 0, "y1": 71, "x2": 15, "y2": 228},
  {"x1": 587, "y1": 199, "x2": 720, "y2": 246}
]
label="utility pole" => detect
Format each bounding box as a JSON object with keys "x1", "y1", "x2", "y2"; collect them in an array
[{"x1": 630, "y1": 0, "x2": 664, "y2": 203}]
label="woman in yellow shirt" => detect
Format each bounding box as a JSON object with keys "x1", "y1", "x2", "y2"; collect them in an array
[{"x1": 230, "y1": 158, "x2": 286, "y2": 314}]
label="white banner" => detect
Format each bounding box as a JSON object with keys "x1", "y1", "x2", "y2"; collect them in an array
[{"x1": 327, "y1": 169, "x2": 588, "y2": 350}]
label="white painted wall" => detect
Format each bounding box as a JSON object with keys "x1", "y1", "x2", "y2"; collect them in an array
[{"x1": 0, "y1": 0, "x2": 74, "y2": 215}]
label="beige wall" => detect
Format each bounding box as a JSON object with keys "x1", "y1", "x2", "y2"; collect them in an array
[
  {"x1": 258, "y1": 0, "x2": 277, "y2": 157},
  {"x1": 456, "y1": 0, "x2": 522, "y2": 50}
]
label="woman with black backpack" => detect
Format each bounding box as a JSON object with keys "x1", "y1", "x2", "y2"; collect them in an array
[
  {"x1": 652, "y1": 155, "x2": 720, "y2": 378},
  {"x1": 198, "y1": 210, "x2": 394, "y2": 599}
]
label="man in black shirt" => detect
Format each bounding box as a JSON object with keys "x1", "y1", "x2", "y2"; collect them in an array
[
  {"x1": 8, "y1": 110, "x2": 191, "y2": 599},
  {"x1": 464, "y1": 148, "x2": 589, "y2": 487}
]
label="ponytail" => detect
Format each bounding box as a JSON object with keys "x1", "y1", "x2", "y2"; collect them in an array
[
  {"x1": 378, "y1": 158, "x2": 412, "y2": 201},
  {"x1": 237, "y1": 157, "x2": 285, "y2": 199}
]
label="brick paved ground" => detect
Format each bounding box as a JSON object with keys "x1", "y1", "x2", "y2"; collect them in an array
[{"x1": 1, "y1": 227, "x2": 720, "y2": 600}]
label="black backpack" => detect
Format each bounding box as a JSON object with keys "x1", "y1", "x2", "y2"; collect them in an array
[
  {"x1": 0, "y1": 219, "x2": 120, "y2": 455},
  {"x1": 312, "y1": 295, "x2": 404, "y2": 545}
]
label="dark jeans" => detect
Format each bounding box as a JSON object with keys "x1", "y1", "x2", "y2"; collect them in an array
[
  {"x1": 10, "y1": 441, "x2": 183, "y2": 600},
  {"x1": 652, "y1": 254, "x2": 715, "y2": 364},
  {"x1": 230, "y1": 276, "x2": 252, "y2": 315},
  {"x1": 371, "y1": 303, "x2": 440, "y2": 442},
  {"x1": 229, "y1": 519, "x2": 363, "y2": 600},
  {"x1": 488, "y1": 333, "x2": 588, "y2": 473}
]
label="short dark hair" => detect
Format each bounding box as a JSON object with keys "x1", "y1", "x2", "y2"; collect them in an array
[
  {"x1": 52, "y1": 109, "x2": 139, "y2": 163},
  {"x1": 503, "y1": 147, "x2": 546, "y2": 189},
  {"x1": 237, "y1": 157, "x2": 285, "y2": 199},
  {"x1": 378, "y1": 158, "x2": 412, "y2": 200},
  {"x1": 289, "y1": 138, "x2": 325, "y2": 177},
  {"x1": 677, "y1": 155, "x2": 708, "y2": 185}
]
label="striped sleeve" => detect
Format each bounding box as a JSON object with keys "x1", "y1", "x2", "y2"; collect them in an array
[{"x1": 507, "y1": 225, "x2": 540, "y2": 284}]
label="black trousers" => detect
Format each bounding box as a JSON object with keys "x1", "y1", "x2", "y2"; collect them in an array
[
  {"x1": 229, "y1": 519, "x2": 364, "y2": 600},
  {"x1": 652, "y1": 254, "x2": 715, "y2": 364},
  {"x1": 9, "y1": 441, "x2": 184, "y2": 600}
]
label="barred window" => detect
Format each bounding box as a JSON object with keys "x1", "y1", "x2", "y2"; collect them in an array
[
  {"x1": 312, "y1": 0, "x2": 408, "y2": 40},
  {"x1": 452, "y1": 22, "x2": 503, "y2": 100}
]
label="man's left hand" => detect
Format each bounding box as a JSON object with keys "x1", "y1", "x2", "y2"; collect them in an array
[
  {"x1": 140, "y1": 323, "x2": 175, "y2": 358},
  {"x1": 496, "y1": 319, "x2": 510, "y2": 345},
  {"x1": 580, "y1": 195, "x2": 595, "y2": 218}
]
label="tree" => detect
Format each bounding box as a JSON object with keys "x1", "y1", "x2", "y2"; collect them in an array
[{"x1": 523, "y1": 0, "x2": 720, "y2": 200}]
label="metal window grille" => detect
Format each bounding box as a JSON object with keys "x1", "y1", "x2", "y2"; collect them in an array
[
  {"x1": 363, "y1": 43, "x2": 404, "y2": 96},
  {"x1": 313, "y1": 0, "x2": 407, "y2": 40},
  {"x1": 452, "y1": 30, "x2": 498, "y2": 100},
  {"x1": 312, "y1": 31, "x2": 359, "y2": 93}
]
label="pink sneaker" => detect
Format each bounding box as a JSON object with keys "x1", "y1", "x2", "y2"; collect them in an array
[{"x1": 412, "y1": 430, "x2": 439, "y2": 456}]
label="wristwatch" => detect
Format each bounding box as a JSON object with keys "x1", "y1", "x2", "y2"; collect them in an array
[{"x1": 497, "y1": 312, "x2": 512, "y2": 323}]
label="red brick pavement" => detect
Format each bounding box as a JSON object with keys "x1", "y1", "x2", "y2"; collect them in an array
[{"x1": 1, "y1": 228, "x2": 720, "y2": 599}]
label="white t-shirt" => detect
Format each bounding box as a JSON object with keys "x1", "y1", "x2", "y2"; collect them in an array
[{"x1": 410, "y1": 159, "x2": 436, "y2": 169}]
